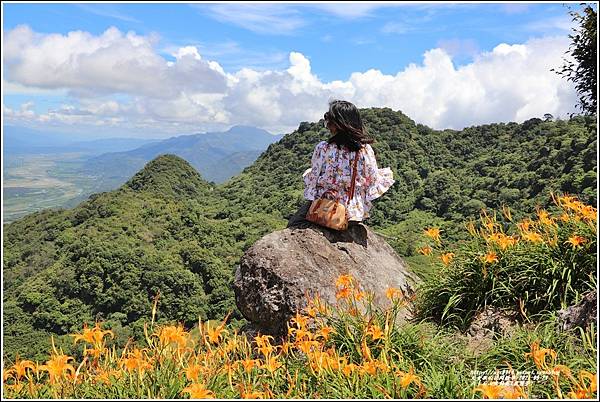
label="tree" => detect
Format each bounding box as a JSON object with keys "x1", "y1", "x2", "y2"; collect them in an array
[{"x1": 553, "y1": 4, "x2": 597, "y2": 115}]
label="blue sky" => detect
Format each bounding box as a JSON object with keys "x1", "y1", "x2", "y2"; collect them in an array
[{"x1": 2, "y1": 2, "x2": 590, "y2": 138}]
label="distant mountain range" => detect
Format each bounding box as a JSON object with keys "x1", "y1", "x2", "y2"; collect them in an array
[
  {"x1": 3, "y1": 126, "x2": 159, "y2": 155},
  {"x1": 81, "y1": 125, "x2": 284, "y2": 184}
]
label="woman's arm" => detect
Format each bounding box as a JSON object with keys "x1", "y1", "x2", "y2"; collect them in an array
[
  {"x1": 303, "y1": 141, "x2": 327, "y2": 200},
  {"x1": 363, "y1": 144, "x2": 395, "y2": 201}
]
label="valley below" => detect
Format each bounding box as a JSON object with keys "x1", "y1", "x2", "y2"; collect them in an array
[{"x1": 3, "y1": 153, "x2": 105, "y2": 223}]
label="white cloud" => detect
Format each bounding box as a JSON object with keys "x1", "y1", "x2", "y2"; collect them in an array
[
  {"x1": 4, "y1": 25, "x2": 579, "y2": 136},
  {"x1": 198, "y1": 4, "x2": 306, "y2": 35},
  {"x1": 4, "y1": 101, "x2": 36, "y2": 120},
  {"x1": 499, "y1": 4, "x2": 531, "y2": 15},
  {"x1": 436, "y1": 38, "x2": 480, "y2": 59},
  {"x1": 526, "y1": 15, "x2": 576, "y2": 34},
  {"x1": 307, "y1": 3, "x2": 385, "y2": 19},
  {"x1": 4, "y1": 25, "x2": 228, "y2": 99},
  {"x1": 348, "y1": 36, "x2": 578, "y2": 129},
  {"x1": 76, "y1": 4, "x2": 141, "y2": 23},
  {"x1": 381, "y1": 22, "x2": 411, "y2": 34}
]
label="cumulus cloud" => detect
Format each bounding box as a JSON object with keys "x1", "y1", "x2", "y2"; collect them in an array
[
  {"x1": 436, "y1": 38, "x2": 480, "y2": 59},
  {"x1": 4, "y1": 25, "x2": 578, "y2": 136},
  {"x1": 4, "y1": 25, "x2": 228, "y2": 98}
]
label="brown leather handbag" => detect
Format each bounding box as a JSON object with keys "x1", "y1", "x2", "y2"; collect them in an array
[{"x1": 306, "y1": 148, "x2": 360, "y2": 231}]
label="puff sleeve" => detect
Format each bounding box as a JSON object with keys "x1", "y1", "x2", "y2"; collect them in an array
[
  {"x1": 363, "y1": 144, "x2": 395, "y2": 201},
  {"x1": 303, "y1": 141, "x2": 327, "y2": 200}
]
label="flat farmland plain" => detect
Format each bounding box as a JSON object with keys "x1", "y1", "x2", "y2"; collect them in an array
[{"x1": 3, "y1": 153, "x2": 100, "y2": 223}]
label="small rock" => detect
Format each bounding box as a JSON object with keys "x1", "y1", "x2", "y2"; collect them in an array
[{"x1": 467, "y1": 307, "x2": 520, "y2": 339}]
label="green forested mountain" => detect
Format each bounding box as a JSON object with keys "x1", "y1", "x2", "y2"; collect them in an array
[
  {"x1": 3, "y1": 155, "x2": 284, "y2": 361},
  {"x1": 3, "y1": 108, "x2": 596, "y2": 361}
]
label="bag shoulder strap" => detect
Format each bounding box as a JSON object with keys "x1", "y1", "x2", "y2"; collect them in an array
[{"x1": 347, "y1": 147, "x2": 361, "y2": 202}]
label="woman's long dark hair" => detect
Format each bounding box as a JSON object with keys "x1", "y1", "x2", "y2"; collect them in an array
[{"x1": 326, "y1": 100, "x2": 373, "y2": 152}]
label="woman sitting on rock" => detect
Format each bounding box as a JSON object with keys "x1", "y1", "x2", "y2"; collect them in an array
[{"x1": 289, "y1": 99, "x2": 395, "y2": 230}]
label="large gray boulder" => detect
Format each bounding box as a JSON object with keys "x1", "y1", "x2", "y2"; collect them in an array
[
  {"x1": 233, "y1": 221, "x2": 420, "y2": 336},
  {"x1": 557, "y1": 291, "x2": 597, "y2": 331}
]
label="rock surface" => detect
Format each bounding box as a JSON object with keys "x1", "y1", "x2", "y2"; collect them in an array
[
  {"x1": 467, "y1": 306, "x2": 520, "y2": 339},
  {"x1": 557, "y1": 291, "x2": 597, "y2": 331},
  {"x1": 233, "y1": 221, "x2": 420, "y2": 336}
]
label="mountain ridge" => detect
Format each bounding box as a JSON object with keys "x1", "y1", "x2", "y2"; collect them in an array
[{"x1": 82, "y1": 125, "x2": 284, "y2": 184}]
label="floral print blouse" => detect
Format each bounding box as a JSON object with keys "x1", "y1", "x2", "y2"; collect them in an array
[{"x1": 302, "y1": 141, "x2": 395, "y2": 221}]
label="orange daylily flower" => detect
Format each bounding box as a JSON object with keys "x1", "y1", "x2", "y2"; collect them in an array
[
  {"x1": 289, "y1": 312, "x2": 309, "y2": 331},
  {"x1": 296, "y1": 340, "x2": 319, "y2": 355},
  {"x1": 474, "y1": 384, "x2": 527, "y2": 399},
  {"x1": 241, "y1": 389, "x2": 267, "y2": 399},
  {"x1": 365, "y1": 324, "x2": 384, "y2": 341},
  {"x1": 466, "y1": 220, "x2": 477, "y2": 236},
  {"x1": 5, "y1": 357, "x2": 36, "y2": 380},
  {"x1": 565, "y1": 235, "x2": 586, "y2": 248},
  {"x1": 424, "y1": 227, "x2": 441, "y2": 243},
  {"x1": 254, "y1": 334, "x2": 274, "y2": 348},
  {"x1": 84, "y1": 347, "x2": 105, "y2": 360},
  {"x1": 258, "y1": 344, "x2": 275, "y2": 357},
  {"x1": 342, "y1": 363, "x2": 357, "y2": 377},
  {"x1": 184, "y1": 363, "x2": 203, "y2": 382},
  {"x1": 501, "y1": 385, "x2": 527, "y2": 398},
  {"x1": 418, "y1": 246, "x2": 432, "y2": 256},
  {"x1": 491, "y1": 233, "x2": 518, "y2": 250},
  {"x1": 568, "y1": 388, "x2": 590, "y2": 399},
  {"x1": 521, "y1": 231, "x2": 543, "y2": 243},
  {"x1": 157, "y1": 324, "x2": 188, "y2": 348},
  {"x1": 317, "y1": 326, "x2": 335, "y2": 341},
  {"x1": 524, "y1": 340, "x2": 557, "y2": 371},
  {"x1": 360, "y1": 360, "x2": 380, "y2": 376},
  {"x1": 262, "y1": 357, "x2": 282, "y2": 373},
  {"x1": 240, "y1": 359, "x2": 257, "y2": 373},
  {"x1": 577, "y1": 370, "x2": 597, "y2": 395},
  {"x1": 206, "y1": 320, "x2": 229, "y2": 345},
  {"x1": 440, "y1": 252, "x2": 455, "y2": 265},
  {"x1": 335, "y1": 274, "x2": 354, "y2": 288},
  {"x1": 398, "y1": 367, "x2": 421, "y2": 389},
  {"x1": 360, "y1": 339, "x2": 373, "y2": 361},
  {"x1": 71, "y1": 322, "x2": 114, "y2": 348},
  {"x1": 95, "y1": 368, "x2": 122, "y2": 385},
  {"x1": 119, "y1": 348, "x2": 152, "y2": 375},
  {"x1": 386, "y1": 287, "x2": 403, "y2": 300},
  {"x1": 559, "y1": 213, "x2": 571, "y2": 222},
  {"x1": 335, "y1": 287, "x2": 352, "y2": 299},
  {"x1": 182, "y1": 383, "x2": 215, "y2": 399},
  {"x1": 304, "y1": 305, "x2": 318, "y2": 318},
  {"x1": 39, "y1": 354, "x2": 75, "y2": 384},
  {"x1": 353, "y1": 290, "x2": 365, "y2": 301},
  {"x1": 482, "y1": 252, "x2": 499, "y2": 264},
  {"x1": 473, "y1": 384, "x2": 503, "y2": 399},
  {"x1": 294, "y1": 328, "x2": 314, "y2": 341},
  {"x1": 517, "y1": 219, "x2": 534, "y2": 232},
  {"x1": 580, "y1": 205, "x2": 597, "y2": 223},
  {"x1": 536, "y1": 208, "x2": 556, "y2": 226}
]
